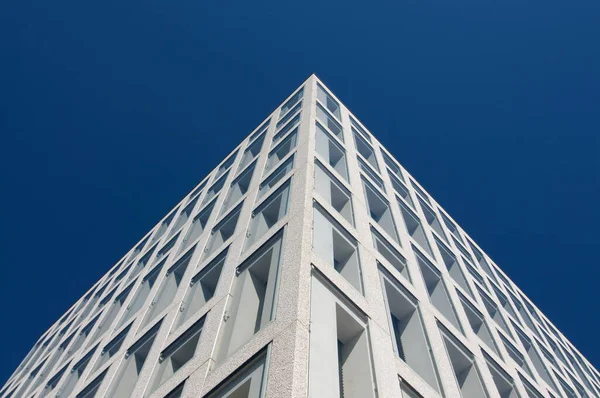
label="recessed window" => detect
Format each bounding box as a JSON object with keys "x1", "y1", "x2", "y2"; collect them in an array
[
  {"x1": 170, "y1": 197, "x2": 198, "y2": 237},
  {"x1": 313, "y1": 205, "x2": 363, "y2": 292},
  {"x1": 264, "y1": 129, "x2": 297, "y2": 174},
  {"x1": 491, "y1": 285, "x2": 518, "y2": 321},
  {"x1": 314, "y1": 161, "x2": 354, "y2": 225},
  {"x1": 358, "y1": 157, "x2": 385, "y2": 190},
  {"x1": 477, "y1": 287, "x2": 511, "y2": 336},
  {"x1": 155, "y1": 233, "x2": 179, "y2": 263},
  {"x1": 179, "y1": 200, "x2": 215, "y2": 254},
  {"x1": 417, "y1": 197, "x2": 448, "y2": 242},
  {"x1": 279, "y1": 87, "x2": 304, "y2": 119},
  {"x1": 91, "y1": 283, "x2": 134, "y2": 342},
  {"x1": 164, "y1": 381, "x2": 186, "y2": 398},
  {"x1": 42, "y1": 363, "x2": 69, "y2": 397},
  {"x1": 315, "y1": 122, "x2": 348, "y2": 181},
  {"x1": 93, "y1": 324, "x2": 132, "y2": 372},
  {"x1": 433, "y1": 235, "x2": 472, "y2": 297},
  {"x1": 222, "y1": 162, "x2": 256, "y2": 213},
  {"x1": 514, "y1": 327, "x2": 557, "y2": 390},
  {"x1": 276, "y1": 101, "x2": 302, "y2": 129},
  {"x1": 75, "y1": 369, "x2": 107, "y2": 398},
  {"x1": 556, "y1": 373, "x2": 578, "y2": 398},
  {"x1": 399, "y1": 379, "x2": 423, "y2": 398},
  {"x1": 389, "y1": 172, "x2": 414, "y2": 208},
  {"x1": 410, "y1": 180, "x2": 431, "y2": 205},
  {"x1": 178, "y1": 248, "x2": 227, "y2": 327},
  {"x1": 483, "y1": 352, "x2": 521, "y2": 398},
  {"x1": 317, "y1": 83, "x2": 341, "y2": 119},
  {"x1": 56, "y1": 346, "x2": 97, "y2": 398},
  {"x1": 216, "y1": 231, "x2": 283, "y2": 362},
  {"x1": 69, "y1": 315, "x2": 100, "y2": 355},
  {"x1": 152, "y1": 210, "x2": 177, "y2": 244},
  {"x1": 203, "y1": 172, "x2": 229, "y2": 205},
  {"x1": 308, "y1": 275, "x2": 377, "y2": 398},
  {"x1": 118, "y1": 263, "x2": 163, "y2": 327},
  {"x1": 316, "y1": 103, "x2": 343, "y2": 140},
  {"x1": 380, "y1": 271, "x2": 442, "y2": 394},
  {"x1": 246, "y1": 180, "x2": 291, "y2": 248},
  {"x1": 249, "y1": 118, "x2": 270, "y2": 143},
  {"x1": 499, "y1": 333, "x2": 534, "y2": 379},
  {"x1": 439, "y1": 325, "x2": 490, "y2": 398},
  {"x1": 239, "y1": 135, "x2": 265, "y2": 170},
  {"x1": 146, "y1": 318, "x2": 204, "y2": 396},
  {"x1": 143, "y1": 250, "x2": 194, "y2": 327},
  {"x1": 205, "y1": 349, "x2": 269, "y2": 398},
  {"x1": 453, "y1": 236, "x2": 474, "y2": 263},
  {"x1": 442, "y1": 213, "x2": 464, "y2": 244},
  {"x1": 273, "y1": 113, "x2": 300, "y2": 144},
  {"x1": 106, "y1": 322, "x2": 161, "y2": 397},
  {"x1": 258, "y1": 154, "x2": 294, "y2": 198},
  {"x1": 519, "y1": 374, "x2": 545, "y2": 398},
  {"x1": 413, "y1": 247, "x2": 462, "y2": 332},
  {"x1": 128, "y1": 236, "x2": 150, "y2": 263},
  {"x1": 363, "y1": 179, "x2": 399, "y2": 243},
  {"x1": 353, "y1": 129, "x2": 379, "y2": 171},
  {"x1": 372, "y1": 227, "x2": 409, "y2": 280},
  {"x1": 383, "y1": 151, "x2": 403, "y2": 181},
  {"x1": 215, "y1": 151, "x2": 237, "y2": 179},
  {"x1": 187, "y1": 180, "x2": 208, "y2": 204},
  {"x1": 204, "y1": 204, "x2": 243, "y2": 258},
  {"x1": 398, "y1": 201, "x2": 433, "y2": 256},
  {"x1": 349, "y1": 115, "x2": 372, "y2": 143},
  {"x1": 458, "y1": 292, "x2": 500, "y2": 356},
  {"x1": 468, "y1": 241, "x2": 497, "y2": 282}
]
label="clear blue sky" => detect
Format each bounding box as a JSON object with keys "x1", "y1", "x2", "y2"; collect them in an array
[{"x1": 1, "y1": 0, "x2": 599, "y2": 385}]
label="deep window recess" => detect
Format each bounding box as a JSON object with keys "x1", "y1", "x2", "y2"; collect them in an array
[
  {"x1": 93, "y1": 323, "x2": 132, "y2": 372},
  {"x1": 90, "y1": 283, "x2": 134, "y2": 341},
  {"x1": 499, "y1": 333, "x2": 534, "y2": 379},
  {"x1": 390, "y1": 172, "x2": 414, "y2": 208},
  {"x1": 249, "y1": 118, "x2": 271, "y2": 143},
  {"x1": 468, "y1": 241, "x2": 497, "y2": 282},
  {"x1": 106, "y1": 322, "x2": 161, "y2": 398},
  {"x1": 75, "y1": 369, "x2": 107, "y2": 398},
  {"x1": 203, "y1": 172, "x2": 230, "y2": 205},
  {"x1": 398, "y1": 200, "x2": 433, "y2": 256},
  {"x1": 279, "y1": 87, "x2": 304, "y2": 119},
  {"x1": 152, "y1": 210, "x2": 177, "y2": 244},
  {"x1": 417, "y1": 197, "x2": 448, "y2": 242},
  {"x1": 382, "y1": 151, "x2": 403, "y2": 181},
  {"x1": 215, "y1": 151, "x2": 237, "y2": 179},
  {"x1": 433, "y1": 235, "x2": 472, "y2": 296},
  {"x1": 410, "y1": 180, "x2": 431, "y2": 205},
  {"x1": 276, "y1": 101, "x2": 302, "y2": 129},
  {"x1": 187, "y1": 180, "x2": 208, "y2": 203},
  {"x1": 273, "y1": 113, "x2": 300, "y2": 144},
  {"x1": 413, "y1": 246, "x2": 462, "y2": 332},
  {"x1": 453, "y1": 236, "x2": 475, "y2": 264},
  {"x1": 205, "y1": 349, "x2": 269, "y2": 398},
  {"x1": 313, "y1": 205, "x2": 363, "y2": 293},
  {"x1": 477, "y1": 287, "x2": 511, "y2": 336},
  {"x1": 308, "y1": 275, "x2": 377, "y2": 398},
  {"x1": 170, "y1": 197, "x2": 199, "y2": 237},
  {"x1": 216, "y1": 231, "x2": 284, "y2": 362},
  {"x1": 164, "y1": 381, "x2": 186, "y2": 398},
  {"x1": 118, "y1": 262, "x2": 163, "y2": 327},
  {"x1": 155, "y1": 233, "x2": 179, "y2": 263},
  {"x1": 258, "y1": 154, "x2": 294, "y2": 198},
  {"x1": 358, "y1": 157, "x2": 385, "y2": 190},
  {"x1": 349, "y1": 115, "x2": 372, "y2": 143},
  {"x1": 41, "y1": 363, "x2": 69, "y2": 397},
  {"x1": 179, "y1": 200, "x2": 215, "y2": 254},
  {"x1": 178, "y1": 248, "x2": 227, "y2": 327},
  {"x1": 315, "y1": 122, "x2": 348, "y2": 181},
  {"x1": 314, "y1": 160, "x2": 354, "y2": 225},
  {"x1": 439, "y1": 325, "x2": 490, "y2": 398},
  {"x1": 56, "y1": 346, "x2": 98, "y2": 398},
  {"x1": 146, "y1": 318, "x2": 204, "y2": 396},
  {"x1": 317, "y1": 83, "x2": 341, "y2": 119},
  {"x1": 264, "y1": 129, "x2": 297, "y2": 174},
  {"x1": 556, "y1": 373, "x2": 578, "y2": 398},
  {"x1": 204, "y1": 204, "x2": 243, "y2": 258},
  {"x1": 458, "y1": 292, "x2": 500, "y2": 356},
  {"x1": 399, "y1": 379, "x2": 423, "y2": 398},
  {"x1": 143, "y1": 250, "x2": 194, "y2": 327},
  {"x1": 130, "y1": 244, "x2": 158, "y2": 279},
  {"x1": 128, "y1": 237, "x2": 150, "y2": 263},
  {"x1": 69, "y1": 315, "x2": 100, "y2": 355},
  {"x1": 371, "y1": 227, "x2": 409, "y2": 281},
  {"x1": 491, "y1": 285, "x2": 518, "y2": 321},
  {"x1": 380, "y1": 271, "x2": 442, "y2": 394},
  {"x1": 239, "y1": 135, "x2": 265, "y2": 170},
  {"x1": 316, "y1": 103, "x2": 343, "y2": 140},
  {"x1": 514, "y1": 328, "x2": 557, "y2": 390},
  {"x1": 222, "y1": 162, "x2": 256, "y2": 213},
  {"x1": 245, "y1": 180, "x2": 291, "y2": 248},
  {"x1": 519, "y1": 374, "x2": 545, "y2": 398},
  {"x1": 483, "y1": 352, "x2": 521, "y2": 398},
  {"x1": 363, "y1": 179, "x2": 399, "y2": 243},
  {"x1": 353, "y1": 129, "x2": 379, "y2": 171},
  {"x1": 442, "y1": 213, "x2": 464, "y2": 244}
]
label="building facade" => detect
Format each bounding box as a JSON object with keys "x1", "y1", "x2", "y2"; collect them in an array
[{"x1": 1, "y1": 75, "x2": 598, "y2": 398}]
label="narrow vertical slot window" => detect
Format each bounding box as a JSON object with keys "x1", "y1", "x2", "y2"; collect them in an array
[
  {"x1": 313, "y1": 205, "x2": 363, "y2": 293},
  {"x1": 314, "y1": 161, "x2": 354, "y2": 225},
  {"x1": 204, "y1": 204, "x2": 242, "y2": 258},
  {"x1": 398, "y1": 200, "x2": 433, "y2": 256},
  {"x1": 317, "y1": 83, "x2": 341, "y2": 119},
  {"x1": 216, "y1": 232, "x2": 283, "y2": 362},
  {"x1": 315, "y1": 122, "x2": 348, "y2": 180},
  {"x1": 179, "y1": 200, "x2": 215, "y2": 254},
  {"x1": 245, "y1": 180, "x2": 291, "y2": 248},
  {"x1": 363, "y1": 179, "x2": 399, "y2": 243}
]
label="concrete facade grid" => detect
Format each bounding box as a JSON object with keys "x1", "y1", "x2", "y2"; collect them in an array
[{"x1": 1, "y1": 75, "x2": 598, "y2": 398}]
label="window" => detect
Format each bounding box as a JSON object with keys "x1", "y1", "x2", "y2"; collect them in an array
[
  {"x1": 164, "y1": 381, "x2": 186, "y2": 398},
  {"x1": 468, "y1": 241, "x2": 497, "y2": 282},
  {"x1": 353, "y1": 129, "x2": 379, "y2": 171},
  {"x1": 264, "y1": 129, "x2": 297, "y2": 173},
  {"x1": 349, "y1": 115, "x2": 372, "y2": 143},
  {"x1": 249, "y1": 118, "x2": 270, "y2": 143},
  {"x1": 276, "y1": 101, "x2": 301, "y2": 129},
  {"x1": 413, "y1": 247, "x2": 462, "y2": 332},
  {"x1": 239, "y1": 135, "x2": 265, "y2": 170},
  {"x1": 179, "y1": 200, "x2": 215, "y2": 254},
  {"x1": 41, "y1": 363, "x2": 69, "y2": 397},
  {"x1": 203, "y1": 172, "x2": 229, "y2": 205},
  {"x1": 442, "y1": 213, "x2": 464, "y2": 244},
  {"x1": 317, "y1": 83, "x2": 341, "y2": 119},
  {"x1": 484, "y1": 352, "x2": 521, "y2": 398},
  {"x1": 458, "y1": 293, "x2": 500, "y2": 356},
  {"x1": 205, "y1": 349, "x2": 268, "y2": 398},
  {"x1": 389, "y1": 172, "x2": 414, "y2": 208},
  {"x1": 91, "y1": 283, "x2": 134, "y2": 341},
  {"x1": 215, "y1": 151, "x2": 237, "y2": 179},
  {"x1": 155, "y1": 233, "x2": 179, "y2": 263},
  {"x1": 246, "y1": 180, "x2": 291, "y2": 248},
  {"x1": 273, "y1": 113, "x2": 300, "y2": 144},
  {"x1": 398, "y1": 200, "x2": 433, "y2": 256},
  {"x1": 316, "y1": 103, "x2": 343, "y2": 140},
  {"x1": 380, "y1": 271, "x2": 442, "y2": 394},
  {"x1": 399, "y1": 380, "x2": 423, "y2": 398},
  {"x1": 118, "y1": 263, "x2": 162, "y2": 327},
  {"x1": 146, "y1": 318, "x2": 204, "y2": 395},
  {"x1": 363, "y1": 179, "x2": 399, "y2": 243},
  {"x1": 314, "y1": 161, "x2": 354, "y2": 225},
  {"x1": 439, "y1": 325, "x2": 490, "y2": 398},
  {"x1": 128, "y1": 237, "x2": 150, "y2": 262},
  {"x1": 69, "y1": 315, "x2": 99, "y2": 355},
  {"x1": 500, "y1": 334, "x2": 534, "y2": 379},
  {"x1": 258, "y1": 154, "x2": 294, "y2": 198},
  {"x1": 143, "y1": 250, "x2": 194, "y2": 327},
  {"x1": 93, "y1": 324, "x2": 132, "y2": 372},
  {"x1": 372, "y1": 227, "x2": 409, "y2": 281},
  {"x1": 279, "y1": 87, "x2": 304, "y2": 118},
  {"x1": 187, "y1": 180, "x2": 208, "y2": 203},
  {"x1": 216, "y1": 232, "x2": 283, "y2": 362},
  {"x1": 315, "y1": 122, "x2": 348, "y2": 180},
  {"x1": 556, "y1": 374, "x2": 578, "y2": 398},
  {"x1": 107, "y1": 322, "x2": 161, "y2": 397},
  {"x1": 519, "y1": 374, "x2": 545, "y2": 398},
  {"x1": 383, "y1": 151, "x2": 403, "y2": 181},
  {"x1": 76, "y1": 369, "x2": 107, "y2": 398},
  {"x1": 514, "y1": 328, "x2": 557, "y2": 390},
  {"x1": 417, "y1": 197, "x2": 448, "y2": 242},
  {"x1": 178, "y1": 248, "x2": 227, "y2": 327},
  {"x1": 358, "y1": 157, "x2": 385, "y2": 190},
  {"x1": 222, "y1": 162, "x2": 256, "y2": 213},
  {"x1": 477, "y1": 287, "x2": 511, "y2": 336},
  {"x1": 170, "y1": 197, "x2": 198, "y2": 237},
  {"x1": 453, "y1": 236, "x2": 474, "y2": 263},
  {"x1": 313, "y1": 205, "x2": 363, "y2": 292},
  {"x1": 204, "y1": 204, "x2": 242, "y2": 258},
  {"x1": 152, "y1": 210, "x2": 177, "y2": 244},
  {"x1": 410, "y1": 180, "x2": 431, "y2": 204},
  {"x1": 56, "y1": 346, "x2": 97, "y2": 398},
  {"x1": 492, "y1": 285, "x2": 518, "y2": 321},
  {"x1": 308, "y1": 275, "x2": 377, "y2": 398},
  {"x1": 433, "y1": 236, "x2": 472, "y2": 296}
]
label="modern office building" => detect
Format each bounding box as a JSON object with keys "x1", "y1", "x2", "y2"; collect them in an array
[{"x1": 2, "y1": 74, "x2": 598, "y2": 398}]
